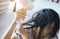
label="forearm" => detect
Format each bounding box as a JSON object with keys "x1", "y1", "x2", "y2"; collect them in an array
[
  {"x1": 3, "y1": 8, "x2": 27, "y2": 39},
  {"x1": 3, "y1": 21, "x2": 17, "y2": 39}
]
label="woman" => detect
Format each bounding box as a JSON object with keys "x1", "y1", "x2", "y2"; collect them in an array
[
  {"x1": 3, "y1": 8, "x2": 59, "y2": 39},
  {"x1": 3, "y1": 0, "x2": 59, "y2": 39},
  {"x1": 19, "y1": 9, "x2": 59, "y2": 39}
]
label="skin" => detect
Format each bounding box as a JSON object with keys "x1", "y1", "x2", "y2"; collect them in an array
[{"x1": 19, "y1": 25, "x2": 29, "y2": 39}]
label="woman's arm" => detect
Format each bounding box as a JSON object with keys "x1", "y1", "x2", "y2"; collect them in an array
[
  {"x1": 2, "y1": 21, "x2": 17, "y2": 39},
  {"x1": 2, "y1": 8, "x2": 27, "y2": 39}
]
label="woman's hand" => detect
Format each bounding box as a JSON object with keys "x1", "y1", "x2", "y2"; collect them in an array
[
  {"x1": 21, "y1": 0, "x2": 33, "y2": 10},
  {"x1": 19, "y1": 25, "x2": 29, "y2": 39}
]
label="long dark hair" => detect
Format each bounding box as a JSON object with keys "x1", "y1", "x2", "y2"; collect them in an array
[{"x1": 22, "y1": 9, "x2": 59, "y2": 39}]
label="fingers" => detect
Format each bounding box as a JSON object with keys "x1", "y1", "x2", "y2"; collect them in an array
[{"x1": 16, "y1": 8, "x2": 27, "y2": 20}]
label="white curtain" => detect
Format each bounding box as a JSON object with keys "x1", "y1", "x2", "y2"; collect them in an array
[{"x1": 0, "y1": 0, "x2": 9, "y2": 14}]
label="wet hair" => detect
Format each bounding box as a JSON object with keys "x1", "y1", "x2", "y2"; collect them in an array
[{"x1": 22, "y1": 9, "x2": 59, "y2": 39}]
